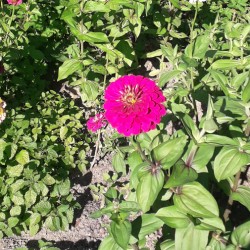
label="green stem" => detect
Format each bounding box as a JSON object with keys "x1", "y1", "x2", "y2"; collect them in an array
[
  {"x1": 223, "y1": 171, "x2": 241, "y2": 222},
  {"x1": 190, "y1": 1, "x2": 199, "y2": 58}
]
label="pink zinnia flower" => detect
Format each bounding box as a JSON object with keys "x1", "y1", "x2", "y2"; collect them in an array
[
  {"x1": 87, "y1": 113, "x2": 106, "y2": 133},
  {"x1": 104, "y1": 75, "x2": 166, "y2": 136},
  {"x1": 7, "y1": 0, "x2": 22, "y2": 5}
]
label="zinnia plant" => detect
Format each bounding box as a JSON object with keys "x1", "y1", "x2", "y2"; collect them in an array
[
  {"x1": 87, "y1": 113, "x2": 106, "y2": 133},
  {"x1": 104, "y1": 75, "x2": 166, "y2": 136},
  {"x1": 7, "y1": 0, "x2": 22, "y2": 5}
]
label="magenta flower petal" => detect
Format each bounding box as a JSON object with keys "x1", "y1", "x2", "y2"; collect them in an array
[
  {"x1": 104, "y1": 75, "x2": 166, "y2": 136},
  {"x1": 7, "y1": 0, "x2": 22, "y2": 5},
  {"x1": 87, "y1": 113, "x2": 106, "y2": 133}
]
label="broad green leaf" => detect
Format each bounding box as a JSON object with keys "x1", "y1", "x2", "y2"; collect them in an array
[
  {"x1": 58, "y1": 179, "x2": 71, "y2": 196},
  {"x1": 210, "y1": 70, "x2": 229, "y2": 96},
  {"x1": 83, "y1": 1, "x2": 111, "y2": 12},
  {"x1": 211, "y1": 59, "x2": 242, "y2": 70},
  {"x1": 8, "y1": 217, "x2": 19, "y2": 228},
  {"x1": 179, "y1": 114, "x2": 200, "y2": 141},
  {"x1": 242, "y1": 81, "x2": 250, "y2": 103},
  {"x1": 42, "y1": 174, "x2": 56, "y2": 185},
  {"x1": 29, "y1": 213, "x2": 41, "y2": 226},
  {"x1": 152, "y1": 136, "x2": 187, "y2": 170},
  {"x1": 193, "y1": 34, "x2": 210, "y2": 59},
  {"x1": 231, "y1": 221, "x2": 250, "y2": 248},
  {"x1": 111, "y1": 220, "x2": 131, "y2": 249},
  {"x1": 132, "y1": 214, "x2": 164, "y2": 240},
  {"x1": 214, "y1": 146, "x2": 250, "y2": 181},
  {"x1": 175, "y1": 223, "x2": 209, "y2": 250},
  {"x1": 77, "y1": 32, "x2": 109, "y2": 43},
  {"x1": 160, "y1": 240, "x2": 175, "y2": 250},
  {"x1": 127, "y1": 151, "x2": 143, "y2": 170},
  {"x1": 231, "y1": 186, "x2": 250, "y2": 211},
  {"x1": 29, "y1": 224, "x2": 39, "y2": 236},
  {"x1": 60, "y1": 126, "x2": 68, "y2": 140},
  {"x1": 174, "y1": 182, "x2": 219, "y2": 218},
  {"x1": 99, "y1": 236, "x2": 123, "y2": 250},
  {"x1": 156, "y1": 205, "x2": 190, "y2": 228},
  {"x1": 119, "y1": 201, "x2": 141, "y2": 213},
  {"x1": 203, "y1": 134, "x2": 238, "y2": 147},
  {"x1": 112, "y1": 151, "x2": 126, "y2": 175},
  {"x1": 80, "y1": 81, "x2": 99, "y2": 102},
  {"x1": 15, "y1": 150, "x2": 30, "y2": 165},
  {"x1": 57, "y1": 59, "x2": 83, "y2": 81},
  {"x1": 136, "y1": 169, "x2": 164, "y2": 212},
  {"x1": 206, "y1": 237, "x2": 227, "y2": 250},
  {"x1": 195, "y1": 217, "x2": 225, "y2": 232},
  {"x1": 34, "y1": 201, "x2": 51, "y2": 216},
  {"x1": 191, "y1": 144, "x2": 214, "y2": 172},
  {"x1": 6, "y1": 165, "x2": 24, "y2": 177},
  {"x1": 25, "y1": 189, "x2": 37, "y2": 208},
  {"x1": 90, "y1": 203, "x2": 114, "y2": 219},
  {"x1": 164, "y1": 160, "x2": 198, "y2": 188},
  {"x1": 159, "y1": 70, "x2": 182, "y2": 87},
  {"x1": 10, "y1": 206, "x2": 21, "y2": 217},
  {"x1": 231, "y1": 72, "x2": 249, "y2": 89}
]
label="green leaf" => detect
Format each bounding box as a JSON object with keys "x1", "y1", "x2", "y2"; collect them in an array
[
  {"x1": 83, "y1": 1, "x2": 111, "y2": 12},
  {"x1": 112, "y1": 151, "x2": 126, "y2": 175},
  {"x1": 8, "y1": 217, "x2": 19, "y2": 228},
  {"x1": 132, "y1": 214, "x2": 164, "y2": 240},
  {"x1": 15, "y1": 150, "x2": 30, "y2": 165},
  {"x1": 174, "y1": 182, "x2": 219, "y2": 218},
  {"x1": 195, "y1": 217, "x2": 225, "y2": 232},
  {"x1": 203, "y1": 134, "x2": 238, "y2": 147},
  {"x1": 34, "y1": 201, "x2": 51, "y2": 216},
  {"x1": 6, "y1": 165, "x2": 24, "y2": 177},
  {"x1": 60, "y1": 126, "x2": 68, "y2": 140},
  {"x1": 25, "y1": 189, "x2": 37, "y2": 208},
  {"x1": 99, "y1": 236, "x2": 123, "y2": 250},
  {"x1": 160, "y1": 240, "x2": 175, "y2": 250},
  {"x1": 77, "y1": 32, "x2": 109, "y2": 43},
  {"x1": 127, "y1": 151, "x2": 143, "y2": 170},
  {"x1": 10, "y1": 206, "x2": 21, "y2": 217},
  {"x1": 242, "y1": 80, "x2": 250, "y2": 103},
  {"x1": 175, "y1": 223, "x2": 209, "y2": 250},
  {"x1": 231, "y1": 186, "x2": 250, "y2": 211},
  {"x1": 231, "y1": 221, "x2": 250, "y2": 248},
  {"x1": 119, "y1": 201, "x2": 141, "y2": 213},
  {"x1": 159, "y1": 70, "x2": 182, "y2": 87},
  {"x1": 42, "y1": 174, "x2": 56, "y2": 185},
  {"x1": 111, "y1": 220, "x2": 131, "y2": 249},
  {"x1": 136, "y1": 169, "x2": 164, "y2": 212},
  {"x1": 210, "y1": 70, "x2": 229, "y2": 96},
  {"x1": 152, "y1": 136, "x2": 187, "y2": 170},
  {"x1": 30, "y1": 213, "x2": 41, "y2": 226},
  {"x1": 57, "y1": 59, "x2": 83, "y2": 81},
  {"x1": 58, "y1": 179, "x2": 71, "y2": 196},
  {"x1": 80, "y1": 81, "x2": 99, "y2": 102},
  {"x1": 211, "y1": 59, "x2": 242, "y2": 70},
  {"x1": 29, "y1": 224, "x2": 39, "y2": 236},
  {"x1": 214, "y1": 146, "x2": 250, "y2": 181},
  {"x1": 156, "y1": 205, "x2": 190, "y2": 228},
  {"x1": 164, "y1": 160, "x2": 198, "y2": 188},
  {"x1": 193, "y1": 34, "x2": 210, "y2": 59}
]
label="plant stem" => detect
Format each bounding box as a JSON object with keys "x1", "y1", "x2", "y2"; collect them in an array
[
  {"x1": 223, "y1": 171, "x2": 241, "y2": 222},
  {"x1": 90, "y1": 129, "x2": 101, "y2": 169}
]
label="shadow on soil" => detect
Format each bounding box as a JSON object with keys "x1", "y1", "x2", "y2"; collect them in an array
[{"x1": 26, "y1": 238, "x2": 101, "y2": 250}]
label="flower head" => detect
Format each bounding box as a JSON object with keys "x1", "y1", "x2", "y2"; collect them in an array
[
  {"x1": 7, "y1": 0, "x2": 22, "y2": 5},
  {"x1": 87, "y1": 113, "x2": 106, "y2": 133},
  {"x1": 104, "y1": 75, "x2": 166, "y2": 136},
  {"x1": 0, "y1": 98, "x2": 7, "y2": 124}
]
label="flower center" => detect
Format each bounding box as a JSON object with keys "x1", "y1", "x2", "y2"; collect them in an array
[{"x1": 120, "y1": 85, "x2": 142, "y2": 106}]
